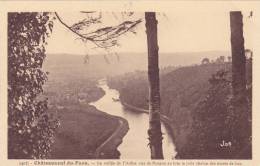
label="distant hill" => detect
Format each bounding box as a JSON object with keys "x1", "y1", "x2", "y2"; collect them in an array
[{"x1": 44, "y1": 51, "x2": 230, "y2": 80}]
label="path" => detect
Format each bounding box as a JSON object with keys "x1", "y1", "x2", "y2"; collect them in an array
[{"x1": 94, "y1": 117, "x2": 129, "y2": 158}]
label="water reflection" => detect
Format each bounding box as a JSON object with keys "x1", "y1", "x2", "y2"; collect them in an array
[{"x1": 90, "y1": 80, "x2": 177, "y2": 159}]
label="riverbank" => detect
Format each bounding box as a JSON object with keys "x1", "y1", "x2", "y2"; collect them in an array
[
  {"x1": 91, "y1": 80, "x2": 176, "y2": 159},
  {"x1": 95, "y1": 117, "x2": 129, "y2": 159},
  {"x1": 120, "y1": 101, "x2": 177, "y2": 157},
  {"x1": 49, "y1": 104, "x2": 128, "y2": 159}
]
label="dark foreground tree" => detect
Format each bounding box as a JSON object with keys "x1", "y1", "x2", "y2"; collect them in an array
[
  {"x1": 229, "y1": 11, "x2": 251, "y2": 158},
  {"x1": 230, "y1": 11, "x2": 246, "y2": 100},
  {"x1": 145, "y1": 12, "x2": 164, "y2": 159},
  {"x1": 8, "y1": 13, "x2": 59, "y2": 159}
]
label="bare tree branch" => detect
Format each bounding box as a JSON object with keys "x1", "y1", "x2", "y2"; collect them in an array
[
  {"x1": 80, "y1": 11, "x2": 96, "y2": 14},
  {"x1": 54, "y1": 12, "x2": 142, "y2": 49},
  {"x1": 54, "y1": 12, "x2": 94, "y2": 41}
]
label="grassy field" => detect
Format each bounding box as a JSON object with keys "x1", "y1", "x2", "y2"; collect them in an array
[{"x1": 49, "y1": 104, "x2": 123, "y2": 159}]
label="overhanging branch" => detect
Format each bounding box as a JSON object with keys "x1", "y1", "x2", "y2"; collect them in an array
[
  {"x1": 54, "y1": 12, "x2": 142, "y2": 49},
  {"x1": 54, "y1": 12, "x2": 93, "y2": 42}
]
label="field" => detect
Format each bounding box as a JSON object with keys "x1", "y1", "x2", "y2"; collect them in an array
[{"x1": 49, "y1": 105, "x2": 121, "y2": 159}]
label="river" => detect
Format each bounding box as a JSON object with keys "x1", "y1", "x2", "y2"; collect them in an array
[{"x1": 90, "y1": 79, "x2": 177, "y2": 159}]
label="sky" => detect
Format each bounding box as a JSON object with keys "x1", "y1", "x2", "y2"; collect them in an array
[{"x1": 45, "y1": 10, "x2": 256, "y2": 55}]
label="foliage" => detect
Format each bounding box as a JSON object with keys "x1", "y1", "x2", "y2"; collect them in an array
[
  {"x1": 181, "y1": 65, "x2": 251, "y2": 159},
  {"x1": 215, "y1": 56, "x2": 225, "y2": 64},
  {"x1": 201, "y1": 58, "x2": 210, "y2": 65},
  {"x1": 108, "y1": 61, "x2": 252, "y2": 159},
  {"x1": 108, "y1": 64, "x2": 228, "y2": 114},
  {"x1": 185, "y1": 70, "x2": 232, "y2": 159},
  {"x1": 8, "y1": 12, "x2": 59, "y2": 159}
]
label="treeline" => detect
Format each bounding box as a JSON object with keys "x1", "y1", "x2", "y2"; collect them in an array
[
  {"x1": 108, "y1": 60, "x2": 252, "y2": 159},
  {"x1": 42, "y1": 77, "x2": 104, "y2": 107}
]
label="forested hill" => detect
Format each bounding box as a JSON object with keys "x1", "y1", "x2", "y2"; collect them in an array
[
  {"x1": 108, "y1": 60, "x2": 252, "y2": 159},
  {"x1": 108, "y1": 63, "x2": 233, "y2": 111}
]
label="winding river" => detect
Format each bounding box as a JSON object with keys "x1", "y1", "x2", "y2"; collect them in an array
[{"x1": 90, "y1": 79, "x2": 177, "y2": 159}]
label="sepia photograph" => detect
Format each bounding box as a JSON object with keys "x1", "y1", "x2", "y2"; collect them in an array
[{"x1": 6, "y1": 3, "x2": 255, "y2": 161}]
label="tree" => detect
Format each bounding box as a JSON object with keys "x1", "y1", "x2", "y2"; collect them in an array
[
  {"x1": 245, "y1": 49, "x2": 253, "y2": 60},
  {"x1": 201, "y1": 58, "x2": 210, "y2": 65},
  {"x1": 229, "y1": 11, "x2": 251, "y2": 158},
  {"x1": 215, "y1": 56, "x2": 225, "y2": 64},
  {"x1": 8, "y1": 12, "x2": 59, "y2": 159},
  {"x1": 227, "y1": 56, "x2": 232, "y2": 62},
  {"x1": 220, "y1": 56, "x2": 225, "y2": 63},
  {"x1": 230, "y1": 11, "x2": 246, "y2": 101},
  {"x1": 145, "y1": 12, "x2": 164, "y2": 159}
]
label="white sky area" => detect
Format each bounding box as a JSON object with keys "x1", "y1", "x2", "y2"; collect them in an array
[{"x1": 45, "y1": 10, "x2": 256, "y2": 55}]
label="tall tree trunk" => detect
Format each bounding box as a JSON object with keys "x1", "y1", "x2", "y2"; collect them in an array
[
  {"x1": 145, "y1": 12, "x2": 164, "y2": 159},
  {"x1": 230, "y1": 11, "x2": 250, "y2": 158},
  {"x1": 230, "y1": 11, "x2": 246, "y2": 101}
]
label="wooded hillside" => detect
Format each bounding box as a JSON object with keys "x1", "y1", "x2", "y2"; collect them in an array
[{"x1": 108, "y1": 60, "x2": 252, "y2": 159}]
